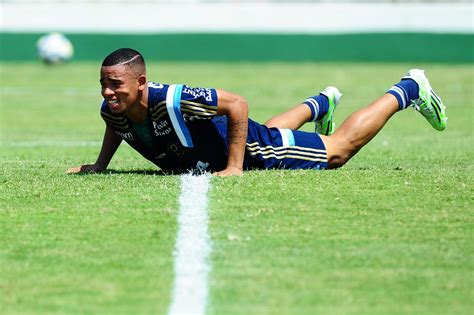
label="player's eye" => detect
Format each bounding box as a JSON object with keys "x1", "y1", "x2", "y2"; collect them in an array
[{"x1": 110, "y1": 81, "x2": 122, "y2": 88}]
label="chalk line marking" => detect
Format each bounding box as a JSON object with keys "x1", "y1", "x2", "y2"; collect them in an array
[{"x1": 168, "y1": 173, "x2": 212, "y2": 315}]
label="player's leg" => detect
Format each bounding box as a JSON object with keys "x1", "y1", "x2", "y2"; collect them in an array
[
  {"x1": 321, "y1": 69, "x2": 447, "y2": 168},
  {"x1": 321, "y1": 93, "x2": 398, "y2": 168},
  {"x1": 264, "y1": 87, "x2": 342, "y2": 135},
  {"x1": 264, "y1": 103, "x2": 311, "y2": 130}
]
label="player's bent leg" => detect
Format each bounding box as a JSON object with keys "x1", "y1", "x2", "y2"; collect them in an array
[
  {"x1": 320, "y1": 94, "x2": 399, "y2": 169},
  {"x1": 265, "y1": 69, "x2": 445, "y2": 169},
  {"x1": 264, "y1": 103, "x2": 312, "y2": 130},
  {"x1": 264, "y1": 86, "x2": 342, "y2": 135},
  {"x1": 318, "y1": 69, "x2": 446, "y2": 169},
  {"x1": 319, "y1": 134, "x2": 348, "y2": 169}
]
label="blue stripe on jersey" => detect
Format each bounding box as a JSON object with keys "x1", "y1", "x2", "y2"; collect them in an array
[
  {"x1": 278, "y1": 128, "x2": 296, "y2": 146},
  {"x1": 166, "y1": 84, "x2": 194, "y2": 148},
  {"x1": 285, "y1": 129, "x2": 295, "y2": 146}
]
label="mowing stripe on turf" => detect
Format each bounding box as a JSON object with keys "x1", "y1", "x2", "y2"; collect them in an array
[
  {"x1": 0, "y1": 87, "x2": 98, "y2": 95},
  {"x1": 168, "y1": 173, "x2": 212, "y2": 315},
  {"x1": 1, "y1": 140, "x2": 101, "y2": 147}
]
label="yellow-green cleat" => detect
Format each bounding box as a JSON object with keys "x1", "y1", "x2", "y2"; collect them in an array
[
  {"x1": 315, "y1": 86, "x2": 342, "y2": 135},
  {"x1": 403, "y1": 69, "x2": 447, "y2": 131}
]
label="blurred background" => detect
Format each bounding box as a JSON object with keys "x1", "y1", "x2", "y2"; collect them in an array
[{"x1": 1, "y1": 0, "x2": 473, "y2": 62}]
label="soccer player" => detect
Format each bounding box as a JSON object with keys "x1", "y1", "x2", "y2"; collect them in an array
[{"x1": 66, "y1": 48, "x2": 447, "y2": 176}]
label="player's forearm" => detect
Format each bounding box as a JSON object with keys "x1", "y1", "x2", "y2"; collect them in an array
[
  {"x1": 95, "y1": 125, "x2": 122, "y2": 170},
  {"x1": 226, "y1": 102, "x2": 248, "y2": 170},
  {"x1": 214, "y1": 90, "x2": 249, "y2": 174}
]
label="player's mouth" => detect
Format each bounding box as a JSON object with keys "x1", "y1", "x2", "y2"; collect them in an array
[{"x1": 108, "y1": 99, "x2": 120, "y2": 111}]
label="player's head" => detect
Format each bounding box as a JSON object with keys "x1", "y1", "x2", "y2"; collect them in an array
[
  {"x1": 100, "y1": 48, "x2": 147, "y2": 114},
  {"x1": 102, "y1": 48, "x2": 146, "y2": 76}
]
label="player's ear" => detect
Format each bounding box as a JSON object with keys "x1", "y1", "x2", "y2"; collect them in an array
[{"x1": 137, "y1": 74, "x2": 147, "y2": 90}]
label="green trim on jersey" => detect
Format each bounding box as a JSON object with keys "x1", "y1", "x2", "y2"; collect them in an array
[{"x1": 131, "y1": 118, "x2": 155, "y2": 152}]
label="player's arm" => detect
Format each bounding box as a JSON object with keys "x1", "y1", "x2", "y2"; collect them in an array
[
  {"x1": 213, "y1": 89, "x2": 248, "y2": 176},
  {"x1": 66, "y1": 125, "x2": 122, "y2": 174}
]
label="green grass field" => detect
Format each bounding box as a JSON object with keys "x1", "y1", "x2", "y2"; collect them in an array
[{"x1": 1, "y1": 62, "x2": 473, "y2": 315}]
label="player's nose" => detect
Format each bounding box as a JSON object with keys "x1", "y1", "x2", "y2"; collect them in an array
[{"x1": 102, "y1": 86, "x2": 114, "y2": 97}]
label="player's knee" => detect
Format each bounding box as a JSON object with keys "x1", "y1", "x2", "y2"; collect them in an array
[
  {"x1": 323, "y1": 136, "x2": 355, "y2": 169},
  {"x1": 264, "y1": 119, "x2": 277, "y2": 128},
  {"x1": 327, "y1": 152, "x2": 350, "y2": 169}
]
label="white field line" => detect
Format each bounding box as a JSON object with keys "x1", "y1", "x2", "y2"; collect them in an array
[
  {"x1": 168, "y1": 173, "x2": 212, "y2": 315},
  {"x1": 1, "y1": 140, "x2": 101, "y2": 147}
]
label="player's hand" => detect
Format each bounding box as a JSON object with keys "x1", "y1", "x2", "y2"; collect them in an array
[
  {"x1": 66, "y1": 164, "x2": 104, "y2": 174},
  {"x1": 213, "y1": 166, "x2": 244, "y2": 177}
]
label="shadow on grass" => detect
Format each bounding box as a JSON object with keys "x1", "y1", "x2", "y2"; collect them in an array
[
  {"x1": 105, "y1": 169, "x2": 171, "y2": 176},
  {"x1": 69, "y1": 169, "x2": 171, "y2": 176}
]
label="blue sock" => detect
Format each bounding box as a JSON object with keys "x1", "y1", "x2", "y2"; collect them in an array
[
  {"x1": 387, "y1": 79, "x2": 420, "y2": 110},
  {"x1": 303, "y1": 94, "x2": 329, "y2": 121}
]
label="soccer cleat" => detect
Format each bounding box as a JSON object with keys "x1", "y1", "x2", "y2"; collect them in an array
[
  {"x1": 403, "y1": 69, "x2": 447, "y2": 131},
  {"x1": 315, "y1": 86, "x2": 342, "y2": 135}
]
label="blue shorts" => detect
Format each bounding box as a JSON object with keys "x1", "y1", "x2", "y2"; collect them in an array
[{"x1": 212, "y1": 117, "x2": 328, "y2": 170}]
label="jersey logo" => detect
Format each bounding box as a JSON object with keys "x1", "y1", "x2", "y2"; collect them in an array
[
  {"x1": 115, "y1": 131, "x2": 134, "y2": 141},
  {"x1": 148, "y1": 82, "x2": 164, "y2": 89},
  {"x1": 182, "y1": 86, "x2": 214, "y2": 102},
  {"x1": 153, "y1": 120, "x2": 172, "y2": 137}
]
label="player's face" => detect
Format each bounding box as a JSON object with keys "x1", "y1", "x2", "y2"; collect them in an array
[{"x1": 100, "y1": 65, "x2": 141, "y2": 114}]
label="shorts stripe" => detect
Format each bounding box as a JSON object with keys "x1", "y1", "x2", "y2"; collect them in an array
[
  {"x1": 247, "y1": 147, "x2": 326, "y2": 159},
  {"x1": 246, "y1": 142, "x2": 327, "y2": 162},
  {"x1": 278, "y1": 128, "x2": 295, "y2": 147},
  {"x1": 247, "y1": 151, "x2": 327, "y2": 162},
  {"x1": 247, "y1": 142, "x2": 325, "y2": 154}
]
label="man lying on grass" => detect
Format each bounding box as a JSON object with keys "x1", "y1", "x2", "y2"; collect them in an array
[{"x1": 67, "y1": 48, "x2": 447, "y2": 176}]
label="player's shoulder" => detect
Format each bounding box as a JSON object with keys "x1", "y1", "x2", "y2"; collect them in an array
[
  {"x1": 147, "y1": 81, "x2": 217, "y2": 106},
  {"x1": 148, "y1": 81, "x2": 167, "y2": 91},
  {"x1": 181, "y1": 84, "x2": 217, "y2": 106},
  {"x1": 147, "y1": 81, "x2": 169, "y2": 104}
]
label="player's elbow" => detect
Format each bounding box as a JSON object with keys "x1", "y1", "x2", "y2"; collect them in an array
[
  {"x1": 235, "y1": 95, "x2": 248, "y2": 109},
  {"x1": 230, "y1": 95, "x2": 249, "y2": 118}
]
